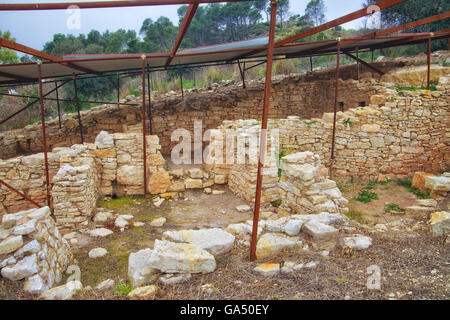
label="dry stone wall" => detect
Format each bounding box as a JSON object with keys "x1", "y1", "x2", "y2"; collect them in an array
[{"x1": 0, "y1": 206, "x2": 73, "y2": 295}]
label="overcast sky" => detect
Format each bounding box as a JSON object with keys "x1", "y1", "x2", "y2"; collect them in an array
[{"x1": 0, "y1": 0, "x2": 366, "y2": 51}]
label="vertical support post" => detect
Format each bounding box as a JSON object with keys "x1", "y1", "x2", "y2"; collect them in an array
[
  {"x1": 371, "y1": 50, "x2": 374, "y2": 63},
  {"x1": 117, "y1": 73, "x2": 120, "y2": 107},
  {"x1": 141, "y1": 56, "x2": 148, "y2": 195},
  {"x1": 37, "y1": 61, "x2": 52, "y2": 209},
  {"x1": 310, "y1": 56, "x2": 313, "y2": 72},
  {"x1": 238, "y1": 60, "x2": 246, "y2": 89},
  {"x1": 55, "y1": 81, "x2": 62, "y2": 129},
  {"x1": 330, "y1": 41, "x2": 341, "y2": 179},
  {"x1": 250, "y1": 0, "x2": 278, "y2": 262},
  {"x1": 193, "y1": 70, "x2": 196, "y2": 88},
  {"x1": 427, "y1": 36, "x2": 431, "y2": 90},
  {"x1": 179, "y1": 69, "x2": 184, "y2": 98},
  {"x1": 73, "y1": 75, "x2": 84, "y2": 144},
  {"x1": 147, "y1": 67, "x2": 153, "y2": 135},
  {"x1": 356, "y1": 47, "x2": 360, "y2": 80}
]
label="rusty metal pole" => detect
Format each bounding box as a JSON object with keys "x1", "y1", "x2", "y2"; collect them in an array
[
  {"x1": 37, "y1": 61, "x2": 52, "y2": 209},
  {"x1": 250, "y1": 0, "x2": 278, "y2": 262},
  {"x1": 330, "y1": 41, "x2": 341, "y2": 179},
  {"x1": 238, "y1": 60, "x2": 246, "y2": 89},
  {"x1": 427, "y1": 36, "x2": 431, "y2": 90},
  {"x1": 141, "y1": 56, "x2": 148, "y2": 195},
  {"x1": 0, "y1": 179, "x2": 42, "y2": 208},
  {"x1": 179, "y1": 69, "x2": 184, "y2": 98},
  {"x1": 73, "y1": 75, "x2": 84, "y2": 143},
  {"x1": 55, "y1": 81, "x2": 62, "y2": 129},
  {"x1": 310, "y1": 56, "x2": 313, "y2": 72},
  {"x1": 147, "y1": 67, "x2": 153, "y2": 135}
]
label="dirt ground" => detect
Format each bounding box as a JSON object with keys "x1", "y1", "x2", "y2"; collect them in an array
[{"x1": 1, "y1": 181, "x2": 448, "y2": 301}]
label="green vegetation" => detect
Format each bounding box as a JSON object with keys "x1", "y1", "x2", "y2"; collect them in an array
[
  {"x1": 354, "y1": 187, "x2": 378, "y2": 203},
  {"x1": 271, "y1": 199, "x2": 282, "y2": 208},
  {"x1": 304, "y1": 120, "x2": 318, "y2": 128},
  {"x1": 341, "y1": 118, "x2": 352, "y2": 127},
  {"x1": 396, "y1": 83, "x2": 437, "y2": 92},
  {"x1": 395, "y1": 177, "x2": 431, "y2": 199},
  {"x1": 384, "y1": 203, "x2": 405, "y2": 214},
  {"x1": 278, "y1": 150, "x2": 288, "y2": 178},
  {"x1": 345, "y1": 210, "x2": 365, "y2": 224},
  {"x1": 115, "y1": 281, "x2": 133, "y2": 297}
]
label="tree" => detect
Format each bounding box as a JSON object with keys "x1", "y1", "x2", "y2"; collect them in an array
[
  {"x1": 0, "y1": 31, "x2": 19, "y2": 64},
  {"x1": 363, "y1": 0, "x2": 450, "y2": 49},
  {"x1": 277, "y1": 0, "x2": 290, "y2": 28},
  {"x1": 305, "y1": 0, "x2": 326, "y2": 26}
]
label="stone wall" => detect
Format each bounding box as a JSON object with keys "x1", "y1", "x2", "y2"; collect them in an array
[
  {"x1": 210, "y1": 78, "x2": 450, "y2": 182},
  {"x1": 278, "y1": 152, "x2": 349, "y2": 215},
  {"x1": 0, "y1": 206, "x2": 73, "y2": 295},
  {"x1": 2, "y1": 61, "x2": 406, "y2": 160}
]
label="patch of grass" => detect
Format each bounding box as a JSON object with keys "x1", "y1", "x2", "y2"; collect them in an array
[
  {"x1": 304, "y1": 120, "x2": 318, "y2": 128},
  {"x1": 384, "y1": 203, "x2": 405, "y2": 214},
  {"x1": 394, "y1": 177, "x2": 431, "y2": 199},
  {"x1": 341, "y1": 118, "x2": 352, "y2": 127},
  {"x1": 278, "y1": 150, "x2": 287, "y2": 178},
  {"x1": 396, "y1": 83, "x2": 437, "y2": 92},
  {"x1": 345, "y1": 210, "x2": 365, "y2": 223},
  {"x1": 354, "y1": 189, "x2": 378, "y2": 203},
  {"x1": 115, "y1": 281, "x2": 133, "y2": 297},
  {"x1": 97, "y1": 195, "x2": 153, "y2": 213},
  {"x1": 270, "y1": 199, "x2": 282, "y2": 208}
]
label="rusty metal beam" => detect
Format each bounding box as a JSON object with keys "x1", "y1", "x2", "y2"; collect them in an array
[
  {"x1": 141, "y1": 56, "x2": 148, "y2": 195},
  {"x1": 37, "y1": 62, "x2": 52, "y2": 209},
  {"x1": 343, "y1": 51, "x2": 385, "y2": 75},
  {"x1": 0, "y1": 0, "x2": 250, "y2": 11},
  {"x1": 0, "y1": 179, "x2": 42, "y2": 209},
  {"x1": 73, "y1": 75, "x2": 84, "y2": 143},
  {"x1": 0, "y1": 79, "x2": 70, "y2": 126},
  {"x1": 147, "y1": 69, "x2": 153, "y2": 135},
  {"x1": 55, "y1": 82, "x2": 62, "y2": 129},
  {"x1": 276, "y1": 0, "x2": 408, "y2": 47},
  {"x1": 0, "y1": 70, "x2": 34, "y2": 82},
  {"x1": 250, "y1": 0, "x2": 277, "y2": 262},
  {"x1": 166, "y1": 3, "x2": 199, "y2": 67},
  {"x1": 0, "y1": 37, "x2": 102, "y2": 75},
  {"x1": 427, "y1": 37, "x2": 431, "y2": 90}
]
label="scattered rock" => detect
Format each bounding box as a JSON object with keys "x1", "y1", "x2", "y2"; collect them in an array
[
  {"x1": 163, "y1": 228, "x2": 235, "y2": 255},
  {"x1": 212, "y1": 190, "x2": 225, "y2": 195},
  {"x1": 429, "y1": 211, "x2": 450, "y2": 236},
  {"x1": 281, "y1": 261, "x2": 296, "y2": 274},
  {"x1": 305, "y1": 261, "x2": 319, "y2": 269},
  {"x1": 88, "y1": 228, "x2": 113, "y2": 237},
  {"x1": 284, "y1": 219, "x2": 304, "y2": 236},
  {"x1": 128, "y1": 248, "x2": 160, "y2": 287},
  {"x1": 95, "y1": 279, "x2": 115, "y2": 290},
  {"x1": 41, "y1": 281, "x2": 83, "y2": 300},
  {"x1": 127, "y1": 285, "x2": 159, "y2": 300},
  {"x1": 88, "y1": 247, "x2": 108, "y2": 259},
  {"x1": 236, "y1": 205, "x2": 251, "y2": 212},
  {"x1": 150, "y1": 217, "x2": 167, "y2": 227},
  {"x1": 254, "y1": 263, "x2": 280, "y2": 276},
  {"x1": 256, "y1": 233, "x2": 302, "y2": 259},
  {"x1": 342, "y1": 235, "x2": 372, "y2": 250},
  {"x1": 159, "y1": 273, "x2": 191, "y2": 286},
  {"x1": 24, "y1": 274, "x2": 47, "y2": 295},
  {"x1": 93, "y1": 211, "x2": 112, "y2": 223},
  {"x1": 148, "y1": 240, "x2": 216, "y2": 274},
  {"x1": 115, "y1": 216, "x2": 129, "y2": 229},
  {"x1": 153, "y1": 197, "x2": 165, "y2": 208},
  {"x1": 302, "y1": 219, "x2": 338, "y2": 239}
]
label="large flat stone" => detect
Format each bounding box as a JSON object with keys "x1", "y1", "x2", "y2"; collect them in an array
[
  {"x1": 429, "y1": 211, "x2": 450, "y2": 237},
  {"x1": 341, "y1": 235, "x2": 372, "y2": 250},
  {"x1": 302, "y1": 220, "x2": 338, "y2": 239},
  {"x1": 41, "y1": 281, "x2": 83, "y2": 300},
  {"x1": 148, "y1": 240, "x2": 216, "y2": 274},
  {"x1": 0, "y1": 235, "x2": 23, "y2": 255},
  {"x1": 128, "y1": 248, "x2": 159, "y2": 287},
  {"x1": 163, "y1": 228, "x2": 235, "y2": 255},
  {"x1": 425, "y1": 176, "x2": 450, "y2": 192},
  {"x1": 1, "y1": 254, "x2": 39, "y2": 281},
  {"x1": 256, "y1": 233, "x2": 302, "y2": 259}
]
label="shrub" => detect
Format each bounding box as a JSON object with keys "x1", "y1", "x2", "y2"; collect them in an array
[
  {"x1": 384, "y1": 203, "x2": 405, "y2": 214},
  {"x1": 205, "y1": 67, "x2": 224, "y2": 86},
  {"x1": 115, "y1": 281, "x2": 133, "y2": 297},
  {"x1": 354, "y1": 189, "x2": 378, "y2": 203}
]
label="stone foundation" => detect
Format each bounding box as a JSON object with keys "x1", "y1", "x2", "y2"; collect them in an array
[{"x1": 0, "y1": 206, "x2": 73, "y2": 295}]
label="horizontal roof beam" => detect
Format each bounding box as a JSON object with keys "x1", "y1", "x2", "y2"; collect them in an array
[{"x1": 0, "y1": 0, "x2": 249, "y2": 11}]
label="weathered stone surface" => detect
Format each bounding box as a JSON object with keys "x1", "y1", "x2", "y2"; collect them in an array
[
  {"x1": 284, "y1": 219, "x2": 304, "y2": 236},
  {"x1": 302, "y1": 220, "x2": 338, "y2": 239},
  {"x1": 148, "y1": 240, "x2": 216, "y2": 274},
  {"x1": 150, "y1": 217, "x2": 167, "y2": 227},
  {"x1": 88, "y1": 228, "x2": 113, "y2": 237},
  {"x1": 88, "y1": 247, "x2": 108, "y2": 259},
  {"x1": 185, "y1": 178, "x2": 203, "y2": 189},
  {"x1": 254, "y1": 263, "x2": 280, "y2": 277},
  {"x1": 128, "y1": 248, "x2": 159, "y2": 287},
  {"x1": 41, "y1": 281, "x2": 83, "y2": 300},
  {"x1": 236, "y1": 205, "x2": 251, "y2": 212},
  {"x1": 24, "y1": 274, "x2": 48, "y2": 295},
  {"x1": 95, "y1": 131, "x2": 114, "y2": 149},
  {"x1": 117, "y1": 165, "x2": 143, "y2": 186},
  {"x1": 429, "y1": 211, "x2": 450, "y2": 237},
  {"x1": 159, "y1": 273, "x2": 191, "y2": 286},
  {"x1": 148, "y1": 171, "x2": 171, "y2": 195},
  {"x1": 95, "y1": 279, "x2": 115, "y2": 290},
  {"x1": 188, "y1": 168, "x2": 204, "y2": 179},
  {"x1": 115, "y1": 216, "x2": 129, "y2": 229},
  {"x1": 0, "y1": 235, "x2": 23, "y2": 255},
  {"x1": 412, "y1": 172, "x2": 435, "y2": 192},
  {"x1": 256, "y1": 233, "x2": 301, "y2": 259},
  {"x1": 405, "y1": 206, "x2": 435, "y2": 217},
  {"x1": 342, "y1": 235, "x2": 372, "y2": 250},
  {"x1": 1, "y1": 254, "x2": 38, "y2": 281},
  {"x1": 163, "y1": 228, "x2": 235, "y2": 255},
  {"x1": 425, "y1": 176, "x2": 450, "y2": 192},
  {"x1": 127, "y1": 285, "x2": 159, "y2": 300}
]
